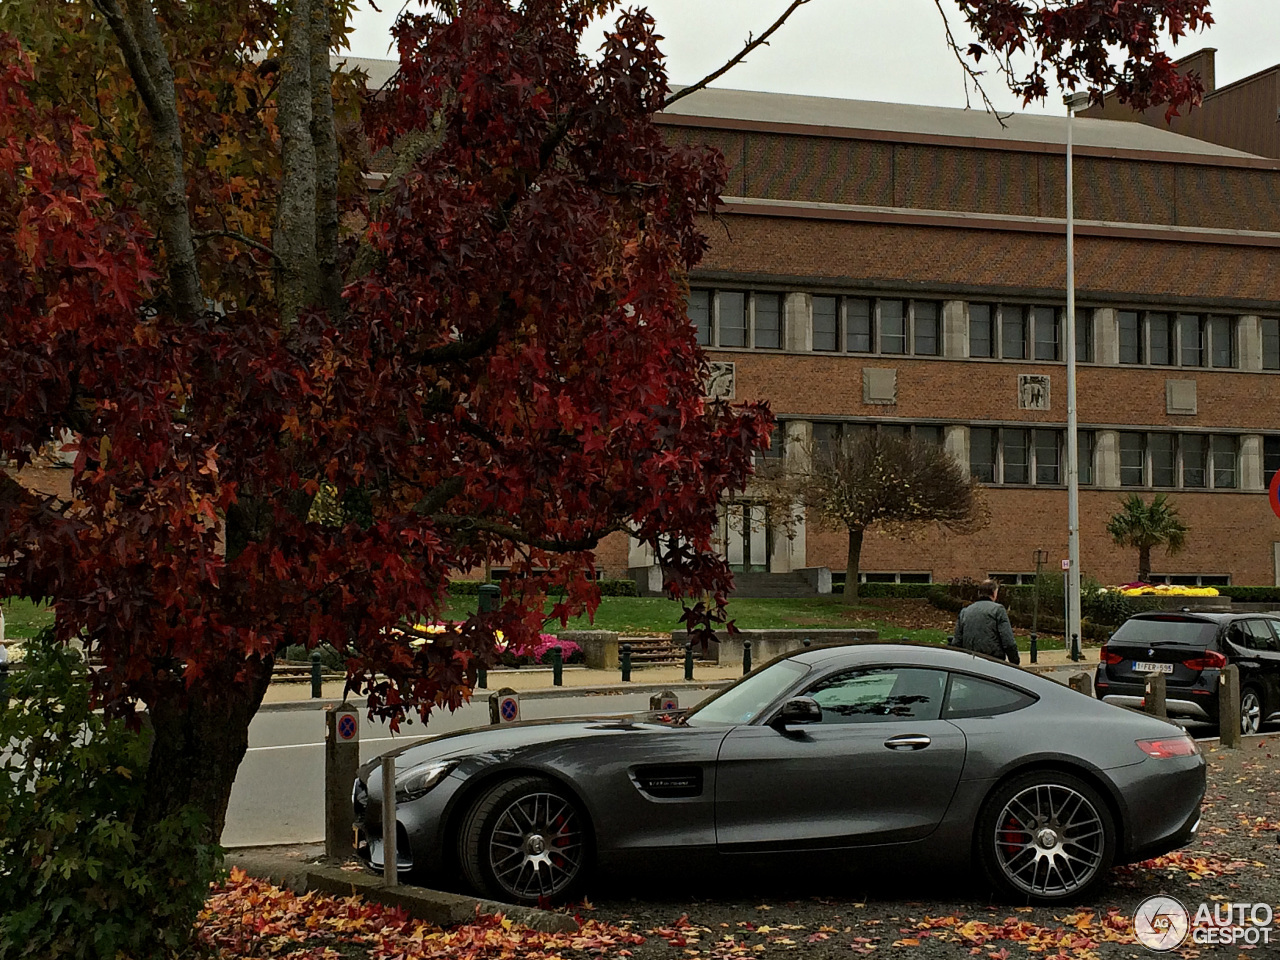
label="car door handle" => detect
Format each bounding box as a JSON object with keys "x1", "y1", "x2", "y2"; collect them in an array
[{"x1": 884, "y1": 734, "x2": 931, "y2": 750}]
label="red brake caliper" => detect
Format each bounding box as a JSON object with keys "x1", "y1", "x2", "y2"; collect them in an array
[{"x1": 1000, "y1": 816, "x2": 1024, "y2": 857}]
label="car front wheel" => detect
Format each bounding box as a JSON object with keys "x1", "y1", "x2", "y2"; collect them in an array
[
  {"x1": 977, "y1": 770, "x2": 1115, "y2": 905},
  {"x1": 459, "y1": 775, "x2": 589, "y2": 905},
  {"x1": 1240, "y1": 687, "x2": 1264, "y2": 736}
]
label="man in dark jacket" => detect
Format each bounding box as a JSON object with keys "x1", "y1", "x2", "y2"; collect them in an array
[{"x1": 950, "y1": 579, "x2": 1020, "y2": 664}]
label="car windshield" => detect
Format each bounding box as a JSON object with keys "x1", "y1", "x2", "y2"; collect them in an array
[
  {"x1": 684, "y1": 659, "x2": 810, "y2": 726},
  {"x1": 1111, "y1": 617, "x2": 1218, "y2": 648}
]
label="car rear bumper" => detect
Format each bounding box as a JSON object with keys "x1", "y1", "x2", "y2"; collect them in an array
[
  {"x1": 1094, "y1": 671, "x2": 1218, "y2": 721},
  {"x1": 1109, "y1": 753, "x2": 1206, "y2": 863},
  {"x1": 1099, "y1": 693, "x2": 1213, "y2": 721}
]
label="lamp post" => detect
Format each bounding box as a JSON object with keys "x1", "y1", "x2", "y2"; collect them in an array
[{"x1": 1064, "y1": 91, "x2": 1090, "y2": 660}]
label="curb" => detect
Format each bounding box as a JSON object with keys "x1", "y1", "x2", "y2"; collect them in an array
[{"x1": 228, "y1": 848, "x2": 578, "y2": 934}]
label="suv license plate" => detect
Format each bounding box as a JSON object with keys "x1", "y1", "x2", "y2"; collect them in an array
[{"x1": 1133, "y1": 660, "x2": 1174, "y2": 673}]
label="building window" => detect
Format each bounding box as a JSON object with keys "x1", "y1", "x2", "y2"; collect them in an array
[
  {"x1": 1032, "y1": 306, "x2": 1059, "y2": 361},
  {"x1": 1075, "y1": 309, "x2": 1093, "y2": 363},
  {"x1": 1149, "y1": 573, "x2": 1231, "y2": 587},
  {"x1": 914, "y1": 302, "x2": 940, "y2": 356},
  {"x1": 1118, "y1": 432, "x2": 1239, "y2": 489},
  {"x1": 880, "y1": 299, "x2": 907, "y2": 354},
  {"x1": 754, "y1": 293, "x2": 782, "y2": 349},
  {"x1": 1001, "y1": 305, "x2": 1026, "y2": 360},
  {"x1": 689, "y1": 290, "x2": 711, "y2": 346},
  {"x1": 970, "y1": 427, "x2": 1064, "y2": 485},
  {"x1": 969, "y1": 304, "x2": 993, "y2": 358},
  {"x1": 1263, "y1": 318, "x2": 1280, "y2": 371},
  {"x1": 813, "y1": 296, "x2": 838, "y2": 352},
  {"x1": 1119, "y1": 310, "x2": 1141, "y2": 364},
  {"x1": 756, "y1": 420, "x2": 786, "y2": 465},
  {"x1": 859, "y1": 572, "x2": 933, "y2": 584},
  {"x1": 988, "y1": 572, "x2": 1038, "y2": 586},
  {"x1": 1264, "y1": 436, "x2": 1280, "y2": 487},
  {"x1": 847, "y1": 297, "x2": 873, "y2": 352},
  {"x1": 1116, "y1": 309, "x2": 1235, "y2": 369},
  {"x1": 719, "y1": 291, "x2": 747, "y2": 347},
  {"x1": 1078, "y1": 431, "x2": 1095, "y2": 485}
]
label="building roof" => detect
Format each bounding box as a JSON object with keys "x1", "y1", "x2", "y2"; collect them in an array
[
  {"x1": 660, "y1": 85, "x2": 1262, "y2": 159},
  {"x1": 332, "y1": 56, "x2": 1262, "y2": 161}
]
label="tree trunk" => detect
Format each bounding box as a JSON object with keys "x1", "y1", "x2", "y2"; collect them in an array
[
  {"x1": 1138, "y1": 545, "x2": 1152, "y2": 583},
  {"x1": 843, "y1": 526, "x2": 864, "y2": 604},
  {"x1": 134, "y1": 654, "x2": 275, "y2": 845}
]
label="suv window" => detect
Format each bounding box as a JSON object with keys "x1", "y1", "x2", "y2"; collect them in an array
[
  {"x1": 944, "y1": 674, "x2": 1035, "y2": 720},
  {"x1": 1112, "y1": 617, "x2": 1218, "y2": 648},
  {"x1": 804, "y1": 668, "x2": 945, "y2": 723},
  {"x1": 1245, "y1": 620, "x2": 1279, "y2": 653}
]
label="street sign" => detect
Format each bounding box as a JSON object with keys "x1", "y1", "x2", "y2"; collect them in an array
[
  {"x1": 335, "y1": 710, "x2": 359, "y2": 742},
  {"x1": 650, "y1": 690, "x2": 679, "y2": 711},
  {"x1": 489, "y1": 687, "x2": 520, "y2": 724},
  {"x1": 1061, "y1": 559, "x2": 1071, "y2": 571},
  {"x1": 1270, "y1": 468, "x2": 1280, "y2": 520}
]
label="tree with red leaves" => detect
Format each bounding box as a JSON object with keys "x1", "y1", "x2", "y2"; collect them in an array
[{"x1": 0, "y1": 0, "x2": 1213, "y2": 947}]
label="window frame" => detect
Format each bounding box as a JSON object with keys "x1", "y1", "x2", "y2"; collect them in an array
[
  {"x1": 689, "y1": 288, "x2": 788, "y2": 351},
  {"x1": 969, "y1": 426, "x2": 1068, "y2": 487},
  {"x1": 1116, "y1": 309, "x2": 1237, "y2": 369},
  {"x1": 1118, "y1": 431, "x2": 1240, "y2": 490}
]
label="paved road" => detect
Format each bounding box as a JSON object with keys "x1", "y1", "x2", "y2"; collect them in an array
[{"x1": 223, "y1": 687, "x2": 718, "y2": 847}]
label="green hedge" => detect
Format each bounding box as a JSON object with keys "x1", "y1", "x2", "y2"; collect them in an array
[
  {"x1": 447, "y1": 578, "x2": 637, "y2": 597},
  {"x1": 836, "y1": 583, "x2": 938, "y2": 599},
  {"x1": 1218, "y1": 586, "x2": 1280, "y2": 603}
]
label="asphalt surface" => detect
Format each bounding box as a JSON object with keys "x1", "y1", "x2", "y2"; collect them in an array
[{"x1": 585, "y1": 739, "x2": 1280, "y2": 959}]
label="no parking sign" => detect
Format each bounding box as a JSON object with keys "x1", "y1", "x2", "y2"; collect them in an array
[
  {"x1": 1270, "y1": 469, "x2": 1280, "y2": 520},
  {"x1": 334, "y1": 708, "x2": 359, "y2": 743},
  {"x1": 488, "y1": 687, "x2": 520, "y2": 724}
]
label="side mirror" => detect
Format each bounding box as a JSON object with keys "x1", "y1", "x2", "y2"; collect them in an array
[{"x1": 770, "y1": 696, "x2": 822, "y2": 729}]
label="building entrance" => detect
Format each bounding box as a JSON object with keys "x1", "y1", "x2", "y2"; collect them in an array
[{"x1": 723, "y1": 502, "x2": 770, "y2": 573}]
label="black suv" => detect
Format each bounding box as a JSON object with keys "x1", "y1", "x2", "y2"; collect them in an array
[{"x1": 1095, "y1": 612, "x2": 1280, "y2": 734}]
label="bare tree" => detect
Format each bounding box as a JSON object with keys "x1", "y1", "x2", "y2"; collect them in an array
[{"x1": 758, "y1": 432, "x2": 987, "y2": 603}]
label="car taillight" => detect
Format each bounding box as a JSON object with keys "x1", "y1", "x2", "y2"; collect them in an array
[
  {"x1": 1182, "y1": 650, "x2": 1228, "y2": 671},
  {"x1": 1136, "y1": 736, "x2": 1200, "y2": 759},
  {"x1": 1099, "y1": 647, "x2": 1123, "y2": 665}
]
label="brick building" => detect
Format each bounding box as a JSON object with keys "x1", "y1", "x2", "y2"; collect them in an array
[{"x1": 609, "y1": 85, "x2": 1280, "y2": 591}]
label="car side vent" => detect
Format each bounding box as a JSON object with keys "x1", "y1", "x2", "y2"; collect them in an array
[{"x1": 632, "y1": 764, "x2": 703, "y2": 799}]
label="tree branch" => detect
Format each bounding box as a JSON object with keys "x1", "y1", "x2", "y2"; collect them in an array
[
  {"x1": 411, "y1": 476, "x2": 464, "y2": 516},
  {"x1": 93, "y1": 0, "x2": 204, "y2": 320},
  {"x1": 414, "y1": 319, "x2": 502, "y2": 367},
  {"x1": 930, "y1": 0, "x2": 1012, "y2": 126},
  {"x1": 429, "y1": 513, "x2": 620, "y2": 553},
  {"x1": 663, "y1": 0, "x2": 813, "y2": 109},
  {"x1": 193, "y1": 230, "x2": 281, "y2": 263}
]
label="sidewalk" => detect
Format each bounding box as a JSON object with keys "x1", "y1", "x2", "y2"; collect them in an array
[{"x1": 261, "y1": 644, "x2": 1097, "y2": 707}]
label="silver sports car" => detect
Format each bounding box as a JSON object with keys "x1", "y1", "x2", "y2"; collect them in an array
[{"x1": 353, "y1": 643, "x2": 1204, "y2": 906}]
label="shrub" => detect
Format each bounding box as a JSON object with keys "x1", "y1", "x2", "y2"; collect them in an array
[
  {"x1": 1218, "y1": 586, "x2": 1280, "y2": 603},
  {"x1": 841, "y1": 583, "x2": 938, "y2": 599},
  {"x1": 0, "y1": 631, "x2": 221, "y2": 959}
]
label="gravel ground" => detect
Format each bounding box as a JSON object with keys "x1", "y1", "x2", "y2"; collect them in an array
[{"x1": 588, "y1": 739, "x2": 1280, "y2": 959}]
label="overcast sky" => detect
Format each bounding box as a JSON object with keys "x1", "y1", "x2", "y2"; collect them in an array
[{"x1": 345, "y1": 0, "x2": 1275, "y2": 117}]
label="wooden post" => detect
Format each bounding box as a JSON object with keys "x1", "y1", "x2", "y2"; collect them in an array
[
  {"x1": 1219, "y1": 664, "x2": 1242, "y2": 749},
  {"x1": 1143, "y1": 672, "x2": 1167, "y2": 720},
  {"x1": 1068, "y1": 673, "x2": 1093, "y2": 698},
  {"x1": 324, "y1": 705, "x2": 360, "y2": 860},
  {"x1": 381, "y1": 754, "x2": 397, "y2": 886}
]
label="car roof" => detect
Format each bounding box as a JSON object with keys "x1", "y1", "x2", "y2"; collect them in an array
[
  {"x1": 785, "y1": 640, "x2": 1021, "y2": 672},
  {"x1": 1126, "y1": 611, "x2": 1276, "y2": 624}
]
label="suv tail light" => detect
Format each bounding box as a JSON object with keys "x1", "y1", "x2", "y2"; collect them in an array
[
  {"x1": 1136, "y1": 736, "x2": 1200, "y2": 759},
  {"x1": 1182, "y1": 650, "x2": 1228, "y2": 671},
  {"x1": 1099, "y1": 647, "x2": 1123, "y2": 665}
]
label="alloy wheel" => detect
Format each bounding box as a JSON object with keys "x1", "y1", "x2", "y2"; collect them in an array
[
  {"x1": 993, "y1": 782, "x2": 1107, "y2": 898},
  {"x1": 486, "y1": 790, "x2": 584, "y2": 900},
  {"x1": 1241, "y1": 690, "x2": 1262, "y2": 735}
]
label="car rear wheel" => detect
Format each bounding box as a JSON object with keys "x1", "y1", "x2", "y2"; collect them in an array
[
  {"x1": 459, "y1": 775, "x2": 589, "y2": 905},
  {"x1": 977, "y1": 770, "x2": 1115, "y2": 905},
  {"x1": 1240, "y1": 687, "x2": 1264, "y2": 736}
]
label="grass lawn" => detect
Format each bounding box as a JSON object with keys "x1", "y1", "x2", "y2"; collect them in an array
[
  {"x1": 443, "y1": 594, "x2": 953, "y2": 645},
  {"x1": 1, "y1": 598, "x2": 54, "y2": 640}
]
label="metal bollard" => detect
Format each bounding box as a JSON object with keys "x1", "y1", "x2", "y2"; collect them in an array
[
  {"x1": 310, "y1": 650, "x2": 323, "y2": 698},
  {"x1": 477, "y1": 666, "x2": 487, "y2": 689},
  {"x1": 1219, "y1": 664, "x2": 1242, "y2": 749},
  {"x1": 621, "y1": 643, "x2": 631, "y2": 682},
  {"x1": 1029, "y1": 632, "x2": 1038, "y2": 664},
  {"x1": 477, "y1": 582, "x2": 500, "y2": 614},
  {"x1": 0, "y1": 662, "x2": 8, "y2": 711},
  {"x1": 684, "y1": 642, "x2": 694, "y2": 681},
  {"x1": 1070, "y1": 633, "x2": 1082, "y2": 662},
  {"x1": 381, "y1": 754, "x2": 398, "y2": 887},
  {"x1": 551, "y1": 645, "x2": 563, "y2": 686},
  {"x1": 803, "y1": 638, "x2": 811, "y2": 647},
  {"x1": 742, "y1": 639, "x2": 752, "y2": 675}
]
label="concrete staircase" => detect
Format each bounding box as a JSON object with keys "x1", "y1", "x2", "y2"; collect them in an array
[
  {"x1": 729, "y1": 571, "x2": 821, "y2": 599},
  {"x1": 619, "y1": 636, "x2": 715, "y2": 667}
]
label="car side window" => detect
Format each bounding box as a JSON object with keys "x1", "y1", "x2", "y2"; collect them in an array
[
  {"x1": 943, "y1": 673, "x2": 1036, "y2": 720},
  {"x1": 1245, "y1": 620, "x2": 1279, "y2": 653},
  {"x1": 803, "y1": 668, "x2": 945, "y2": 724},
  {"x1": 1226, "y1": 622, "x2": 1250, "y2": 649}
]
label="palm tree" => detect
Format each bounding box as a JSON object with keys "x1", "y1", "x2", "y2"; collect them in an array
[{"x1": 1106, "y1": 493, "x2": 1189, "y2": 583}]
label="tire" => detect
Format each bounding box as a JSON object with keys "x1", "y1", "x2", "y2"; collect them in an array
[
  {"x1": 976, "y1": 769, "x2": 1116, "y2": 905},
  {"x1": 459, "y1": 775, "x2": 590, "y2": 905},
  {"x1": 1240, "y1": 686, "x2": 1264, "y2": 736}
]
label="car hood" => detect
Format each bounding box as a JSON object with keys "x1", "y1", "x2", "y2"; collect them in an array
[{"x1": 356, "y1": 712, "x2": 686, "y2": 779}]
